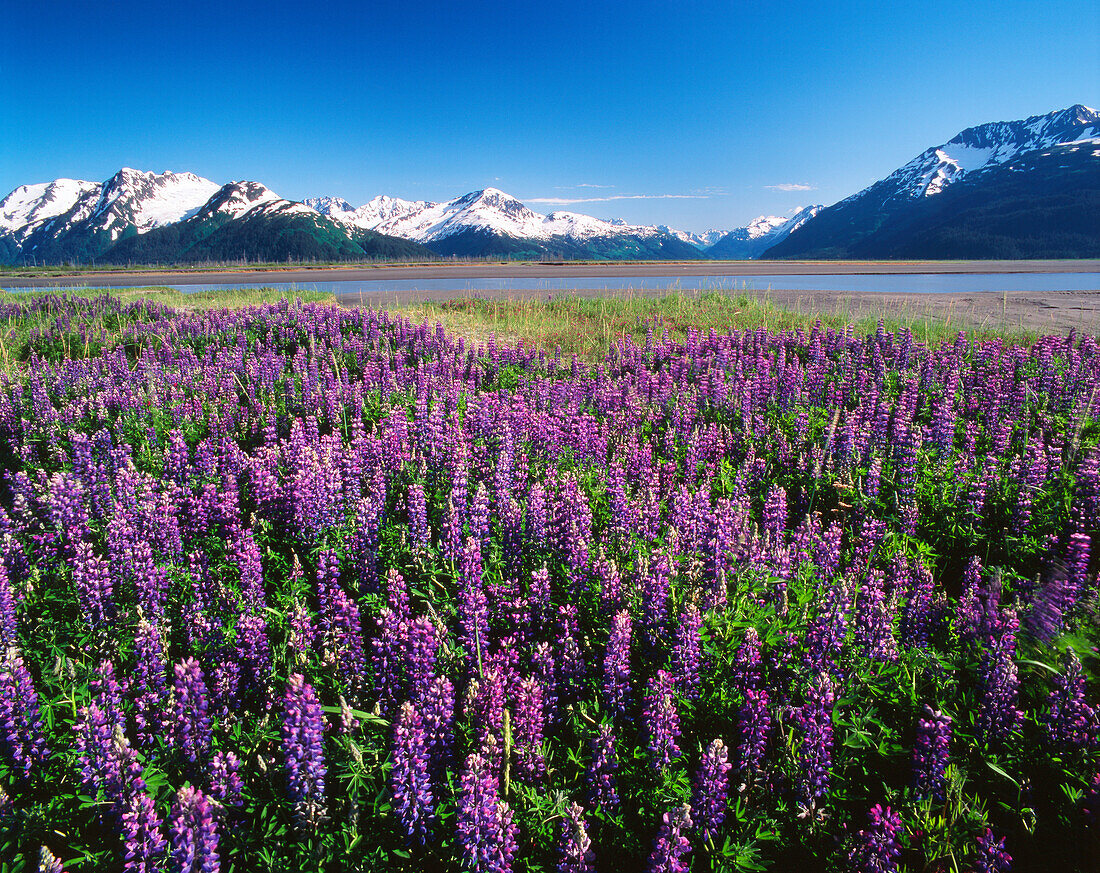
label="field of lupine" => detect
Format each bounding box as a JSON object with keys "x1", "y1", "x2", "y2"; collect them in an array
[{"x1": 0, "y1": 292, "x2": 1098, "y2": 872}]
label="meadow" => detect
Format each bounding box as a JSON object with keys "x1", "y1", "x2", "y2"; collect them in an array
[{"x1": 0, "y1": 290, "x2": 1096, "y2": 872}]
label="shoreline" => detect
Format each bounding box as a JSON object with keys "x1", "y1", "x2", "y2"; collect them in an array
[{"x1": 3, "y1": 258, "x2": 1100, "y2": 288}]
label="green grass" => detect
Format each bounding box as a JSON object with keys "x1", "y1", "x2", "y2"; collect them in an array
[
  {"x1": 0, "y1": 285, "x2": 338, "y2": 309},
  {"x1": 0, "y1": 286, "x2": 1044, "y2": 370},
  {"x1": 391, "y1": 290, "x2": 1041, "y2": 358}
]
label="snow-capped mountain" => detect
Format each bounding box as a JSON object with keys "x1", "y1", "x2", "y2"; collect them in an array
[
  {"x1": 306, "y1": 195, "x2": 431, "y2": 229},
  {"x1": 659, "y1": 226, "x2": 728, "y2": 250},
  {"x1": 0, "y1": 169, "x2": 222, "y2": 263},
  {"x1": 766, "y1": 104, "x2": 1100, "y2": 260},
  {"x1": 882, "y1": 103, "x2": 1099, "y2": 200},
  {"x1": 0, "y1": 171, "x2": 434, "y2": 265},
  {"x1": 316, "y1": 187, "x2": 677, "y2": 245},
  {"x1": 705, "y1": 206, "x2": 823, "y2": 259},
  {"x1": 307, "y1": 187, "x2": 707, "y2": 259},
  {"x1": 0, "y1": 178, "x2": 101, "y2": 247},
  {"x1": 198, "y1": 181, "x2": 317, "y2": 221}
]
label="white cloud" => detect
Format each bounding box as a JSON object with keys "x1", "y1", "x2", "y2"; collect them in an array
[
  {"x1": 528, "y1": 193, "x2": 710, "y2": 204},
  {"x1": 764, "y1": 183, "x2": 817, "y2": 191}
]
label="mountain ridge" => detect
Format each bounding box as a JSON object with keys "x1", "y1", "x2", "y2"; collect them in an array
[
  {"x1": 765, "y1": 104, "x2": 1100, "y2": 259},
  {"x1": 2, "y1": 105, "x2": 1094, "y2": 264}
]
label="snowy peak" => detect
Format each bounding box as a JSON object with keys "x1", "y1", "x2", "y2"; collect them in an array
[
  {"x1": 0, "y1": 178, "x2": 99, "y2": 242},
  {"x1": 199, "y1": 181, "x2": 316, "y2": 221},
  {"x1": 885, "y1": 104, "x2": 1100, "y2": 199},
  {"x1": 705, "y1": 205, "x2": 824, "y2": 259},
  {"x1": 89, "y1": 168, "x2": 221, "y2": 238},
  {"x1": 316, "y1": 186, "x2": 692, "y2": 247},
  {"x1": 303, "y1": 195, "x2": 354, "y2": 215},
  {"x1": 309, "y1": 194, "x2": 435, "y2": 231},
  {"x1": 201, "y1": 181, "x2": 282, "y2": 219},
  {"x1": 657, "y1": 226, "x2": 729, "y2": 250}
]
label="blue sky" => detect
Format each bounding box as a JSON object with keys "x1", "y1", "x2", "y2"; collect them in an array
[{"x1": 1, "y1": 0, "x2": 1096, "y2": 232}]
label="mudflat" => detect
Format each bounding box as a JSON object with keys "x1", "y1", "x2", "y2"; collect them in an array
[{"x1": 4, "y1": 259, "x2": 1100, "y2": 288}]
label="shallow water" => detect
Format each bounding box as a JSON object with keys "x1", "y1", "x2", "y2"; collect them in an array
[{"x1": 3, "y1": 272, "x2": 1098, "y2": 296}]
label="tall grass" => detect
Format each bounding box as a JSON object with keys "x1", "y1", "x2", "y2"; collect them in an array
[{"x1": 393, "y1": 290, "x2": 1042, "y2": 358}]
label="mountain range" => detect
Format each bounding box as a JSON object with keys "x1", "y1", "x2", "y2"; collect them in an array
[
  {"x1": 768, "y1": 104, "x2": 1099, "y2": 259},
  {"x1": 1, "y1": 104, "x2": 1095, "y2": 265}
]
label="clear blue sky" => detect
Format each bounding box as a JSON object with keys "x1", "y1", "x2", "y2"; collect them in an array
[{"x1": 1, "y1": 1, "x2": 1096, "y2": 232}]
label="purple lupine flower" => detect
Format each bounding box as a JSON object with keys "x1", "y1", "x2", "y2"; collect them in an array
[
  {"x1": 0, "y1": 561, "x2": 17, "y2": 648},
  {"x1": 456, "y1": 750, "x2": 518, "y2": 873},
  {"x1": 956, "y1": 557, "x2": 984, "y2": 645},
  {"x1": 316, "y1": 561, "x2": 367, "y2": 699},
  {"x1": 587, "y1": 724, "x2": 619, "y2": 813},
  {"x1": 468, "y1": 667, "x2": 508, "y2": 762},
  {"x1": 1025, "y1": 562, "x2": 1075, "y2": 644},
  {"x1": 513, "y1": 677, "x2": 546, "y2": 783},
  {"x1": 692, "y1": 738, "x2": 732, "y2": 841},
  {"x1": 407, "y1": 481, "x2": 431, "y2": 551},
  {"x1": 644, "y1": 670, "x2": 681, "y2": 771},
  {"x1": 853, "y1": 569, "x2": 897, "y2": 662},
  {"x1": 1065, "y1": 532, "x2": 1091, "y2": 597},
  {"x1": 470, "y1": 482, "x2": 491, "y2": 550},
  {"x1": 208, "y1": 751, "x2": 243, "y2": 809},
  {"x1": 794, "y1": 672, "x2": 835, "y2": 805},
  {"x1": 1045, "y1": 649, "x2": 1097, "y2": 753},
  {"x1": 912, "y1": 706, "x2": 952, "y2": 803},
  {"x1": 170, "y1": 659, "x2": 213, "y2": 764},
  {"x1": 730, "y1": 627, "x2": 763, "y2": 692},
  {"x1": 761, "y1": 485, "x2": 787, "y2": 541},
  {"x1": 391, "y1": 701, "x2": 435, "y2": 845},
  {"x1": 458, "y1": 537, "x2": 490, "y2": 669},
  {"x1": 845, "y1": 804, "x2": 903, "y2": 873},
  {"x1": 131, "y1": 620, "x2": 168, "y2": 748},
  {"x1": 286, "y1": 597, "x2": 317, "y2": 663},
  {"x1": 405, "y1": 616, "x2": 440, "y2": 696},
  {"x1": 647, "y1": 803, "x2": 692, "y2": 873},
  {"x1": 74, "y1": 708, "x2": 144, "y2": 812},
  {"x1": 420, "y1": 674, "x2": 456, "y2": 765},
  {"x1": 974, "y1": 827, "x2": 1011, "y2": 873},
  {"x1": 72, "y1": 540, "x2": 114, "y2": 630},
  {"x1": 804, "y1": 584, "x2": 848, "y2": 669},
  {"x1": 121, "y1": 791, "x2": 166, "y2": 873},
  {"x1": 899, "y1": 558, "x2": 935, "y2": 649},
  {"x1": 167, "y1": 786, "x2": 219, "y2": 873},
  {"x1": 233, "y1": 612, "x2": 271, "y2": 705},
  {"x1": 734, "y1": 686, "x2": 771, "y2": 787},
  {"x1": 602, "y1": 610, "x2": 632, "y2": 719},
  {"x1": 670, "y1": 603, "x2": 703, "y2": 700},
  {"x1": 558, "y1": 801, "x2": 595, "y2": 873},
  {"x1": 976, "y1": 612, "x2": 1022, "y2": 745},
  {"x1": 0, "y1": 648, "x2": 48, "y2": 775},
  {"x1": 281, "y1": 673, "x2": 327, "y2": 831},
  {"x1": 371, "y1": 607, "x2": 405, "y2": 714},
  {"x1": 592, "y1": 549, "x2": 623, "y2": 613},
  {"x1": 638, "y1": 550, "x2": 672, "y2": 644}
]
